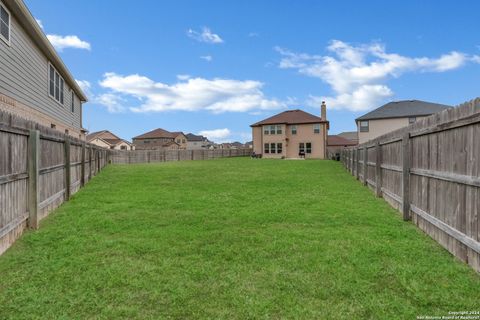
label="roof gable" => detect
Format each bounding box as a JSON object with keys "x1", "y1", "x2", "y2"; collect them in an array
[
  {"x1": 133, "y1": 128, "x2": 176, "y2": 139},
  {"x1": 356, "y1": 100, "x2": 452, "y2": 121},
  {"x1": 251, "y1": 109, "x2": 326, "y2": 127}
]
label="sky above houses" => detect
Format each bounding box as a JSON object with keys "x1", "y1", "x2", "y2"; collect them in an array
[{"x1": 27, "y1": 0, "x2": 480, "y2": 143}]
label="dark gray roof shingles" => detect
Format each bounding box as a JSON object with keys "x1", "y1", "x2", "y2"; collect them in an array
[{"x1": 356, "y1": 100, "x2": 452, "y2": 121}]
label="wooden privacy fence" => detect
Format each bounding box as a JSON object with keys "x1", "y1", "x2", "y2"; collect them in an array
[
  {"x1": 0, "y1": 112, "x2": 108, "y2": 255},
  {"x1": 110, "y1": 148, "x2": 251, "y2": 164},
  {"x1": 341, "y1": 97, "x2": 480, "y2": 272}
]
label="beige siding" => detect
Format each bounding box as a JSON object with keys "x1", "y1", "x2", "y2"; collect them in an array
[
  {"x1": 0, "y1": 3, "x2": 82, "y2": 131},
  {"x1": 252, "y1": 123, "x2": 327, "y2": 159},
  {"x1": 357, "y1": 117, "x2": 427, "y2": 144}
]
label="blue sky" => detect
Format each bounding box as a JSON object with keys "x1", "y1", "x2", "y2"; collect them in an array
[{"x1": 27, "y1": 0, "x2": 480, "y2": 142}]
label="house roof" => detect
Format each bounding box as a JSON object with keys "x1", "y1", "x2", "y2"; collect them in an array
[
  {"x1": 86, "y1": 130, "x2": 108, "y2": 142},
  {"x1": 356, "y1": 100, "x2": 452, "y2": 121},
  {"x1": 337, "y1": 131, "x2": 358, "y2": 142},
  {"x1": 3, "y1": 0, "x2": 87, "y2": 101},
  {"x1": 186, "y1": 133, "x2": 205, "y2": 142},
  {"x1": 327, "y1": 135, "x2": 358, "y2": 147},
  {"x1": 251, "y1": 109, "x2": 327, "y2": 127},
  {"x1": 133, "y1": 128, "x2": 174, "y2": 139},
  {"x1": 133, "y1": 128, "x2": 186, "y2": 140}
]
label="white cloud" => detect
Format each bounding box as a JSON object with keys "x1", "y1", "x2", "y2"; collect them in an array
[
  {"x1": 99, "y1": 72, "x2": 287, "y2": 114},
  {"x1": 187, "y1": 27, "x2": 223, "y2": 44},
  {"x1": 96, "y1": 93, "x2": 126, "y2": 113},
  {"x1": 176, "y1": 74, "x2": 191, "y2": 80},
  {"x1": 198, "y1": 128, "x2": 231, "y2": 142},
  {"x1": 200, "y1": 55, "x2": 213, "y2": 62},
  {"x1": 35, "y1": 19, "x2": 43, "y2": 29},
  {"x1": 248, "y1": 32, "x2": 260, "y2": 38},
  {"x1": 47, "y1": 34, "x2": 91, "y2": 51},
  {"x1": 277, "y1": 40, "x2": 474, "y2": 111}
]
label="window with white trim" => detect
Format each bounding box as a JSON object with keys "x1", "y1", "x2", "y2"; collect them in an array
[
  {"x1": 264, "y1": 143, "x2": 270, "y2": 153},
  {"x1": 71, "y1": 91, "x2": 75, "y2": 112},
  {"x1": 359, "y1": 120, "x2": 369, "y2": 132},
  {"x1": 270, "y1": 143, "x2": 276, "y2": 154},
  {"x1": 269, "y1": 125, "x2": 276, "y2": 135},
  {"x1": 0, "y1": 3, "x2": 10, "y2": 44},
  {"x1": 263, "y1": 126, "x2": 269, "y2": 135},
  {"x1": 291, "y1": 125, "x2": 297, "y2": 135},
  {"x1": 276, "y1": 143, "x2": 282, "y2": 154},
  {"x1": 313, "y1": 123, "x2": 321, "y2": 134},
  {"x1": 306, "y1": 142, "x2": 312, "y2": 154},
  {"x1": 276, "y1": 125, "x2": 282, "y2": 134},
  {"x1": 49, "y1": 64, "x2": 64, "y2": 104}
]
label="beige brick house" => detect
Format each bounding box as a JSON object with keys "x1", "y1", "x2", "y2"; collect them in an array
[
  {"x1": 132, "y1": 128, "x2": 187, "y2": 150},
  {"x1": 0, "y1": 0, "x2": 88, "y2": 139},
  {"x1": 86, "y1": 130, "x2": 134, "y2": 150},
  {"x1": 356, "y1": 100, "x2": 451, "y2": 144},
  {"x1": 251, "y1": 103, "x2": 329, "y2": 159}
]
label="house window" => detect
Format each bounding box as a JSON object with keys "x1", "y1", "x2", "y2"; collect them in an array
[
  {"x1": 409, "y1": 117, "x2": 416, "y2": 124},
  {"x1": 291, "y1": 125, "x2": 297, "y2": 135},
  {"x1": 299, "y1": 143, "x2": 305, "y2": 153},
  {"x1": 269, "y1": 125, "x2": 276, "y2": 135},
  {"x1": 0, "y1": 3, "x2": 10, "y2": 44},
  {"x1": 49, "y1": 64, "x2": 65, "y2": 104},
  {"x1": 264, "y1": 143, "x2": 270, "y2": 153},
  {"x1": 120, "y1": 145, "x2": 127, "y2": 150},
  {"x1": 277, "y1": 143, "x2": 282, "y2": 154},
  {"x1": 270, "y1": 143, "x2": 276, "y2": 154},
  {"x1": 264, "y1": 126, "x2": 269, "y2": 135},
  {"x1": 276, "y1": 125, "x2": 282, "y2": 134},
  {"x1": 360, "y1": 120, "x2": 369, "y2": 132},
  {"x1": 71, "y1": 91, "x2": 75, "y2": 112},
  {"x1": 313, "y1": 124, "x2": 321, "y2": 134},
  {"x1": 306, "y1": 142, "x2": 312, "y2": 154}
]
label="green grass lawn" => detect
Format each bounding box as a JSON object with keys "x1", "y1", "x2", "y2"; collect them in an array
[{"x1": 0, "y1": 158, "x2": 479, "y2": 319}]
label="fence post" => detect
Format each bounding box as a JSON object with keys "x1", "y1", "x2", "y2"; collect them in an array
[
  {"x1": 402, "y1": 132, "x2": 411, "y2": 221},
  {"x1": 27, "y1": 129, "x2": 39, "y2": 229},
  {"x1": 191, "y1": 150, "x2": 194, "y2": 161},
  {"x1": 356, "y1": 148, "x2": 360, "y2": 180},
  {"x1": 64, "y1": 136, "x2": 71, "y2": 201},
  {"x1": 97, "y1": 149, "x2": 101, "y2": 172},
  {"x1": 89, "y1": 146, "x2": 93, "y2": 179},
  {"x1": 351, "y1": 149, "x2": 354, "y2": 175},
  {"x1": 375, "y1": 141, "x2": 382, "y2": 197},
  {"x1": 80, "y1": 143, "x2": 86, "y2": 187},
  {"x1": 363, "y1": 146, "x2": 368, "y2": 186}
]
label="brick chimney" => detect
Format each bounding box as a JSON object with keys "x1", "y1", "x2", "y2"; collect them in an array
[{"x1": 321, "y1": 101, "x2": 327, "y2": 120}]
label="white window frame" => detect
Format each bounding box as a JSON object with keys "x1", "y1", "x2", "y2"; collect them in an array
[
  {"x1": 359, "y1": 120, "x2": 369, "y2": 132},
  {"x1": 264, "y1": 143, "x2": 270, "y2": 154},
  {"x1": 270, "y1": 143, "x2": 276, "y2": 154},
  {"x1": 313, "y1": 123, "x2": 321, "y2": 134},
  {"x1": 269, "y1": 125, "x2": 276, "y2": 135},
  {"x1": 0, "y1": 1, "x2": 11, "y2": 46},
  {"x1": 48, "y1": 63, "x2": 65, "y2": 105},
  {"x1": 291, "y1": 125, "x2": 297, "y2": 135},
  {"x1": 263, "y1": 126, "x2": 269, "y2": 135},
  {"x1": 276, "y1": 125, "x2": 282, "y2": 134}
]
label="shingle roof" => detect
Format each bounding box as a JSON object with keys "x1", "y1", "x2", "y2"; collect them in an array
[
  {"x1": 337, "y1": 131, "x2": 358, "y2": 142},
  {"x1": 356, "y1": 100, "x2": 452, "y2": 121},
  {"x1": 251, "y1": 109, "x2": 326, "y2": 127},
  {"x1": 327, "y1": 135, "x2": 358, "y2": 147},
  {"x1": 186, "y1": 133, "x2": 205, "y2": 142},
  {"x1": 86, "y1": 130, "x2": 108, "y2": 142},
  {"x1": 133, "y1": 128, "x2": 176, "y2": 139}
]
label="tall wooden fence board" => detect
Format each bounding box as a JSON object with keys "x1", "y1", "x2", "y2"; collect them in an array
[
  {"x1": 0, "y1": 110, "x2": 108, "y2": 255},
  {"x1": 342, "y1": 97, "x2": 480, "y2": 272}
]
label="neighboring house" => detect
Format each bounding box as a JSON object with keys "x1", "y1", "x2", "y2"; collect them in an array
[
  {"x1": 185, "y1": 133, "x2": 209, "y2": 150},
  {"x1": 245, "y1": 141, "x2": 253, "y2": 149},
  {"x1": 132, "y1": 128, "x2": 187, "y2": 150},
  {"x1": 337, "y1": 131, "x2": 358, "y2": 145},
  {"x1": 356, "y1": 100, "x2": 451, "y2": 144},
  {"x1": 86, "y1": 130, "x2": 134, "y2": 150},
  {"x1": 327, "y1": 135, "x2": 358, "y2": 159},
  {"x1": 0, "y1": 0, "x2": 87, "y2": 139},
  {"x1": 250, "y1": 102, "x2": 329, "y2": 159}
]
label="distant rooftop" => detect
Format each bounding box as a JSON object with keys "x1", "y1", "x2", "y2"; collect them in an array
[
  {"x1": 251, "y1": 109, "x2": 326, "y2": 127},
  {"x1": 356, "y1": 100, "x2": 452, "y2": 121}
]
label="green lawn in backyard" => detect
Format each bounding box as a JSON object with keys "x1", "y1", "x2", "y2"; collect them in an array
[{"x1": 0, "y1": 158, "x2": 479, "y2": 319}]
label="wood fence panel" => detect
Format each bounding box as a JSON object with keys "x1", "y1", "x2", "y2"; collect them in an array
[{"x1": 342, "y1": 97, "x2": 480, "y2": 272}]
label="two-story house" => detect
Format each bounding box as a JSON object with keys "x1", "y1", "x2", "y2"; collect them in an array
[
  {"x1": 132, "y1": 128, "x2": 187, "y2": 150},
  {"x1": 185, "y1": 133, "x2": 209, "y2": 150},
  {"x1": 250, "y1": 102, "x2": 329, "y2": 159},
  {"x1": 0, "y1": 0, "x2": 87, "y2": 139},
  {"x1": 356, "y1": 100, "x2": 451, "y2": 144},
  {"x1": 86, "y1": 130, "x2": 134, "y2": 150}
]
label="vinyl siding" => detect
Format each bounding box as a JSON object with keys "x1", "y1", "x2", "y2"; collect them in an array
[{"x1": 0, "y1": 4, "x2": 81, "y2": 129}]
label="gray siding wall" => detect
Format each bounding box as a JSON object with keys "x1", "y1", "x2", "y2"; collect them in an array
[{"x1": 0, "y1": 4, "x2": 82, "y2": 129}]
